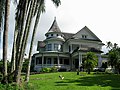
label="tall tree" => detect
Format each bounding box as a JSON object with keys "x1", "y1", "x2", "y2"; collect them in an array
[
  {"x1": 25, "y1": 0, "x2": 61, "y2": 82},
  {"x1": 9, "y1": 0, "x2": 61, "y2": 85},
  {"x1": 108, "y1": 45, "x2": 120, "y2": 74},
  {"x1": 2, "y1": 0, "x2": 10, "y2": 83},
  {"x1": 15, "y1": 0, "x2": 37, "y2": 84},
  {"x1": 0, "y1": 0, "x2": 5, "y2": 60},
  {"x1": 10, "y1": 0, "x2": 30, "y2": 73}
]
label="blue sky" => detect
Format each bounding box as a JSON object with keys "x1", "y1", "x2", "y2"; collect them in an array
[{"x1": 1, "y1": 0, "x2": 120, "y2": 59}]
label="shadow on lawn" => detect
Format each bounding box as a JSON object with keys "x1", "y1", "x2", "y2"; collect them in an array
[{"x1": 55, "y1": 74, "x2": 120, "y2": 90}]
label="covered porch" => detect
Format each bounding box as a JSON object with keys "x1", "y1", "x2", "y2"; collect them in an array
[
  {"x1": 34, "y1": 52, "x2": 71, "y2": 71},
  {"x1": 71, "y1": 50, "x2": 102, "y2": 71}
]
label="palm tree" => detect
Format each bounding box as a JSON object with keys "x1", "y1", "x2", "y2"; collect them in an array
[
  {"x1": 25, "y1": 0, "x2": 61, "y2": 82},
  {"x1": 113, "y1": 43, "x2": 118, "y2": 49},
  {"x1": 2, "y1": 0, "x2": 10, "y2": 84},
  {"x1": 24, "y1": 0, "x2": 45, "y2": 82},
  {"x1": 10, "y1": 0, "x2": 61, "y2": 84},
  {"x1": 10, "y1": 0, "x2": 30, "y2": 73},
  {"x1": 83, "y1": 52, "x2": 98, "y2": 74},
  {"x1": 0, "y1": 0, "x2": 5, "y2": 61},
  {"x1": 106, "y1": 41, "x2": 113, "y2": 49},
  {"x1": 14, "y1": 0, "x2": 37, "y2": 84}
]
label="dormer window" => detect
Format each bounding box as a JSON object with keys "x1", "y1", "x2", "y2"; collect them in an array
[{"x1": 82, "y1": 35, "x2": 87, "y2": 39}]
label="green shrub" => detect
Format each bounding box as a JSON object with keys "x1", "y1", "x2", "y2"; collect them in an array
[
  {"x1": 51, "y1": 67, "x2": 58, "y2": 72},
  {"x1": 0, "y1": 84, "x2": 19, "y2": 90},
  {"x1": 41, "y1": 68, "x2": 52, "y2": 73},
  {"x1": 41, "y1": 67, "x2": 58, "y2": 73}
]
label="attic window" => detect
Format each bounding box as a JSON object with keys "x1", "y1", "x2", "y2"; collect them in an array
[{"x1": 82, "y1": 35, "x2": 87, "y2": 39}]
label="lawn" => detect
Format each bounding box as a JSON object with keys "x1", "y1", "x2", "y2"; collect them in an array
[{"x1": 27, "y1": 72, "x2": 120, "y2": 90}]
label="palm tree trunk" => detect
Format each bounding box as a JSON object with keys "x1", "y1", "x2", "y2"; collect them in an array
[
  {"x1": 15, "y1": 0, "x2": 36, "y2": 84},
  {"x1": 25, "y1": 0, "x2": 41, "y2": 82},
  {"x1": 10, "y1": 25, "x2": 18, "y2": 72},
  {"x1": 2, "y1": 0, "x2": 10, "y2": 84},
  {"x1": 15, "y1": 0, "x2": 29, "y2": 70}
]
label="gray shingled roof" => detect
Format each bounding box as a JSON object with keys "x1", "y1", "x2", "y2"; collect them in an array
[
  {"x1": 62, "y1": 32, "x2": 75, "y2": 40},
  {"x1": 47, "y1": 18, "x2": 61, "y2": 33}
]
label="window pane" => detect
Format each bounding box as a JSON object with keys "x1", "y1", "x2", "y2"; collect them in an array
[
  {"x1": 54, "y1": 44, "x2": 58, "y2": 51},
  {"x1": 47, "y1": 44, "x2": 52, "y2": 51}
]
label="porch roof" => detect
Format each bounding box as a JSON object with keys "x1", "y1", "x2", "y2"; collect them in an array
[{"x1": 33, "y1": 51, "x2": 70, "y2": 57}]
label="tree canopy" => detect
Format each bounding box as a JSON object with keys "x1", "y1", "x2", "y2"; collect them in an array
[{"x1": 83, "y1": 52, "x2": 98, "y2": 74}]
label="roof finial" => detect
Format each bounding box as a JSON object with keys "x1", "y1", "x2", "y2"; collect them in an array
[{"x1": 54, "y1": 17, "x2": 56, "y2": 20}]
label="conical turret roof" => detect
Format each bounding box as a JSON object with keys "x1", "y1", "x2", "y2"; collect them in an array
[{"x1": 47, "y1": 17, "x2": 61, "y2": 33}]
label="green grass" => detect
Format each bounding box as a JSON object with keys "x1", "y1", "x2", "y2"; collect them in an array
[{"x1": 28, "y1": 72, "x2": 120, "y2": 90}]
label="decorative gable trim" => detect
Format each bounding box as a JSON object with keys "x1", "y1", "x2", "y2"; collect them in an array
[{"x1": 73, "y1": 26, "x2": 101, "y2": 42}]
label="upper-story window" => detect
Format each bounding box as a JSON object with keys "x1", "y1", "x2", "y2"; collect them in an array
[
  {"x1": 54, "y1": 44, "x2": 61, "y2": 51},
  {"x1": 82, "y1": 35, "x2": 87, "y2": 39},
  {"x1": 54, "y1": 44, "x2": 59, "y2": 51},
  {"x1": 46, "y1": 44, "x2": 52, "y2": 51},
  {"x1": 54, "y1": 44, "x2": 58, "y2": 51}
]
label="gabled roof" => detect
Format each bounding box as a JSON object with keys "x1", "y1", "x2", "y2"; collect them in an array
[
  {"x1": 73, "y1": 26, "x2": 102, "y2": 42},
  {"x1": 47, "y1": 17, "x2": 61, "y2": 33}
]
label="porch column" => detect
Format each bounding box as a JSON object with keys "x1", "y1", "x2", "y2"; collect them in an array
[
  {"x1": 79, "y1": 44, "x2": 82, "y2": 50},
  {"x1": 98, "y1": 54, "x2": 102, "y2": 67},
  {"x1": 70, "y1": 54, "x2": 73, "y2": 70},
  {"x1": 51, "y1": 57, "x2": 54, "y2": 66},
  {"x1": 57, "y1": 54, "x2": 60, "y2": 66},
  {"x1": 34, "y1": 57, "x2": 36, "y2": 66},
  {"x1": 42, "y1": 54, "x2": 44, "y2": 67},
  {"x1": 78, "y1": 53, "x2": 82, "y2": 71},
  {"x1": 70, "y1": 44, "x2": 73, "y2": 53},
  {"x1": 81, "y1": 54, "x2": 82, "y2": 64}
]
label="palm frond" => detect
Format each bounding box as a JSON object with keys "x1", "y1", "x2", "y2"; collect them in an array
[
  {"x1": 51, "y1": 0, "x2": 61, "y2": 7},
  {"x1": 40, "y1": 0, "x2": 45, "y2": 13}
]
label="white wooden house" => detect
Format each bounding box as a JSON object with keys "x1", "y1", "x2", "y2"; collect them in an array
[{"x1": 32, "y1": 18, "x2": 104, "y2": 72}]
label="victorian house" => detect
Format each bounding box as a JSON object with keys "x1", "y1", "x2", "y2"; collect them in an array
[{"x1": 32, "y1": 18, "x2": 104, "y2": 72}]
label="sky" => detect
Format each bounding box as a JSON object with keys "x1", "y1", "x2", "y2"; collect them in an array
[{"x1": 0, "y1": 0, "x2": 120, "y2": 59}]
